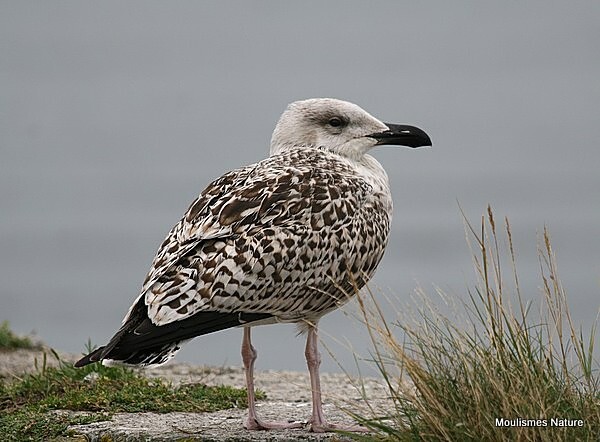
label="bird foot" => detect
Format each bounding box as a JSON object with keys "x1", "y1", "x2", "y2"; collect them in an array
[
  {"x1": 244, "y1": 417, "x2": 305, "y2": 431},
  {"x1": 310, "y1": 421, "x2": 371, "y2": 433}
]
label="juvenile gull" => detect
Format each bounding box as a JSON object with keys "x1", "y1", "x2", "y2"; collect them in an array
[{"x1": 75, "y1": 98, "x2": 431, "y2": 432}]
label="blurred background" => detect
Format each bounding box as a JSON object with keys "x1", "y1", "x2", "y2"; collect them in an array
[{"x1": 1, "y1": 2, "x2": 599, "y2": 374}]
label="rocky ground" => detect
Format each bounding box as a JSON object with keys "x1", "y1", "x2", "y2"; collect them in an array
[{"x1": 1, "y1": 347, "x2": 394, "y2": 441}]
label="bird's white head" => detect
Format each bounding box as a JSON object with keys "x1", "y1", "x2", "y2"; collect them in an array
[{"x1": 269, "y1": 98, "x2": 431, "y2": 159}]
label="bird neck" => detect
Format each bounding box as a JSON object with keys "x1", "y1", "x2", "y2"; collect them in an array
[{"x1": 349, "y1": 153, "x2": 391, "y2": 193}]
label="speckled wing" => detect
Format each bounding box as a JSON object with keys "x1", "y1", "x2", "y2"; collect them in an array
[
  {"x1": 134, "y1": 149, "x2": 384, "y2": 328},
  {"x1": 138, "y1": 164, "x2": 258, "y2": 296}
]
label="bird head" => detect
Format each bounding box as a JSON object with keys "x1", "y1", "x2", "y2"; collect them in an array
[{"x1": 270, "y1": 98, "x2": 431, "y2": 159}]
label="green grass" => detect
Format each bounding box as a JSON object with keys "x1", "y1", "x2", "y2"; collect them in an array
[
  {"x1": 352, "y1": 207, "x2": 600, "y2": 441},
  {"x1": 0, "y1": 322, "x2": 39, "y2": 351},
  {"x1": 0, "y1": 347, "x2": 263, "y2": 441}
]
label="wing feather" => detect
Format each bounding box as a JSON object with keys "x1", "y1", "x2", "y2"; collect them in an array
[{"x1": 129, "y1": 150, "x2": 375, "y2": 327}]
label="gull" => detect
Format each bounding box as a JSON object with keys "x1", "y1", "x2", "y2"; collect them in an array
[{"x1": 75, "y1": 98, "x2": 431, "y2": 432}]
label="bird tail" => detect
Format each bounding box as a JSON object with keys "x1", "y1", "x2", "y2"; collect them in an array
[
  {"x1": 74, "y1": 342, "x2": 184, "y2": 368},
  {"x1": 74, "y1": 346, "x2": 106, "y2": 367},
  {"x1": 73, "y1": 298, "x2": 273, "y2": 369}
]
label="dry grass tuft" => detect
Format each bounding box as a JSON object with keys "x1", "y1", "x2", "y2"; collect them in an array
[{"x1": 352, "y1": 206, "x2": 599, "y2": 441}]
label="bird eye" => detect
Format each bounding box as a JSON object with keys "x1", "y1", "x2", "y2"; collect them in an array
[{"x1": 328, "y1": 117, "x2": 344, "y2": 128}]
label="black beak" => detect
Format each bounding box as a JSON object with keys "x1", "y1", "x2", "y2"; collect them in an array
[{"x1": 368, "y1": 123, "x2": 432, "y2": 148}]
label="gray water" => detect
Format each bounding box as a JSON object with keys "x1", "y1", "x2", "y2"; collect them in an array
[{"x1": 2, "y1": 2, "x2": 599, "y2": 374}]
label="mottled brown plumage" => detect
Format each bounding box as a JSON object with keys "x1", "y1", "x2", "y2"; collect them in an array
[{"x1": 144, "y1": 148, "x2": 391, "y2": 324}]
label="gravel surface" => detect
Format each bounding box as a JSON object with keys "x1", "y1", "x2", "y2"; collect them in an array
[{"x1": 1, "y1": 348, "x2": 394, "y2": 441}]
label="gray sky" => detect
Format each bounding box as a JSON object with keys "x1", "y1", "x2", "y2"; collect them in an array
[{"x1": 1, "y1": 2, "x2": 599, "y2": 373}]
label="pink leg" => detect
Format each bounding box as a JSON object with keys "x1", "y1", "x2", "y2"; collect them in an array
[
  {"x1": 241, "y1": 327, "x2": 304, "y2": 430},
  {"x1": 305, "y1": 322, "x2": 369, "y2": 433}
]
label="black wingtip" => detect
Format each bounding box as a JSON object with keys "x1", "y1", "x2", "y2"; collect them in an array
[{"x1": 74, "y1": 346, "x2": 106, "y2": 368}]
